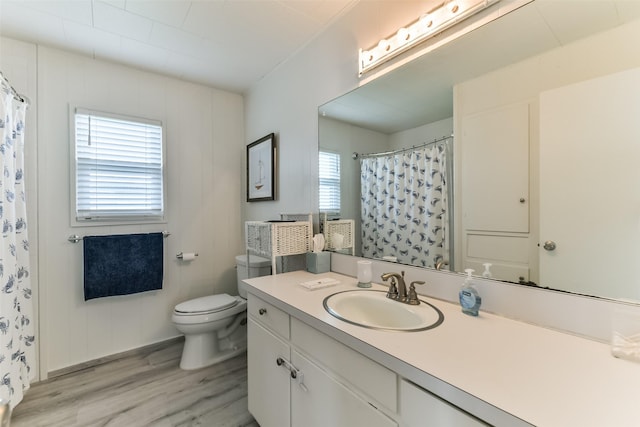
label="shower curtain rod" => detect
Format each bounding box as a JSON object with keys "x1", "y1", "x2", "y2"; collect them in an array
[
  {"x1": 0, "y1": 70, "x2": 29, "y2": 107},
  {"x1": 352, "y1": 134, "x2": 453, "y2": 160}
]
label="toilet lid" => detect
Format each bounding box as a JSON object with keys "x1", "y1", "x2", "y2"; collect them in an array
[{"x1": 174, "y1": 294, "x2": 239, "y2": 314}]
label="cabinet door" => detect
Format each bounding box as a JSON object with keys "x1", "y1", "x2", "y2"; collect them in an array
[
  {"x1": 291, "y1": 350, "x2": 397, "y2": 427},
  {"x1": 248, "y1": 318, "x2": 291, "y2": 427},
  {"x1": 400, "y1": 380, "x2": 488, "y2": 427}
]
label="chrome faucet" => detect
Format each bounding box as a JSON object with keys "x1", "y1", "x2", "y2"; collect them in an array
[
  {"x1": 381, "y1": 271, "x2": 406, "y2": 301},
  {"x1": 0, "y1": 398, "x2": 10, "y2": 427},
  {"x1": 435, "y1": 260, "x2": 448, "y2": 271},
  {"x1": 381, "y1": 271, "x2": 425, "y2": 305}
]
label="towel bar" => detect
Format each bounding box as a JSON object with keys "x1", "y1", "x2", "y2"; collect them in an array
[{"x1": 68, "y1": 231, "x2": 170, "y2": 243}]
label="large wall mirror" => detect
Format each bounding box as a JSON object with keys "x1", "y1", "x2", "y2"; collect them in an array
[{"x1": 318, "y1": 0, "x2": 640, "y2": 303}]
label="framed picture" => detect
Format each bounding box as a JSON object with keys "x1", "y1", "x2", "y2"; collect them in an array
[{"x1": 247, "y1": 133, "x2": 276, "y2": 202}]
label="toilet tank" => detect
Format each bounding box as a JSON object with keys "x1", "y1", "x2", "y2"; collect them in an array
[{"x1": 235, "y1": 254, "x2": 272, "y2": 298}]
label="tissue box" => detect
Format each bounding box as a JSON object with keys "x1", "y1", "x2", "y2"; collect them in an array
[{"x1": 306, "y1": 252, "x2": 330, "y2": 274}]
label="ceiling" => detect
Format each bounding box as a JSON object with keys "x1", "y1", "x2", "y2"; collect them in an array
[
  {"x1": 2, "y1": 0, "x2": 640, "y2": 109},
  {"x1": 319, "y1": 0, "x2": 640, "y2": 134},
  {"x1": 0, "y1": 0, "x2": 356, "y2": 94}
]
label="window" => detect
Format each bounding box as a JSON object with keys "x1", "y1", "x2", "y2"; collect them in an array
[
  {"x1": 73, "y1": 108, "x2": 165, "y2": 222},
  {"x1": 319, "y1": 150, "x2": 340, "y2": 212}
]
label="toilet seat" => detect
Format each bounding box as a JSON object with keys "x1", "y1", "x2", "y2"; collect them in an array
[
  {"x1": 172, "y1": 297, "x2": 247, "y2": 327},
  {"x1": 174, "y1": 294, "x2": 239, "y2": 316}
]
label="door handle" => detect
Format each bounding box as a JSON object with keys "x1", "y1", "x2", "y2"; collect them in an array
[{"x1": 543, "y1": 240, "x2": 557, "y2": 251}]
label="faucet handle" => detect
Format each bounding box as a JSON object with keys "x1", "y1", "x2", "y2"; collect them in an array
[
  {"x1": 386, "y1": 277, "x2": 398, "y2": 299},
  {"x1": 407, "y1": 281, "x2": 425, "y2": 305}
]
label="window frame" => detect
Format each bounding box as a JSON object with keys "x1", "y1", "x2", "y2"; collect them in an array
[
  {"x1": 318, "y1": 149, "x2": 341, "y2": 213},
  {"x1": 69, "y1": 106, "x2": 168, "y2": 227}
]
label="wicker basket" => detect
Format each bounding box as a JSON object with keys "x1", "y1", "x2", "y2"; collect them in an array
[
  {"x1": 245, "y1": 216, "x2": 312, "y2": 274},
  {"x1": 322, "y1": 219, "x2": 355, "y2": 255}
]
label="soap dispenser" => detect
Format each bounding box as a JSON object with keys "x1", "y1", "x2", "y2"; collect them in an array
[{"x1": 459, "y1": 269, "x2": 482, "y2": 316}]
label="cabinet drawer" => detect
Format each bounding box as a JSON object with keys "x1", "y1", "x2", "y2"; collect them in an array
[
  {"x1": 248, "y1": 293, "x2": 290, "y2": 340},
  {"x1": 291, "y1": 317, "x2": 397, "y2": 412}
]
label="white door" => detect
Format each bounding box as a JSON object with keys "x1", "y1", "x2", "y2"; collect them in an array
[
  {"x1": 539, "y1": 67, "x2": 640, "y2": 300},
  {"x1": 248, "y1": 318, "x2": 291, "y2": 427}
]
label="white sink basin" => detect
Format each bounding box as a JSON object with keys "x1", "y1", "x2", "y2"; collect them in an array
[{"x1": 323, "y1": 290, "x2": 443, "y2": 332}]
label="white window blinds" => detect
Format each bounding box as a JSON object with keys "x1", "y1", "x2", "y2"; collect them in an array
[
  {"x1": 74, "y1": 109, "x2": 164, "y2": 221},
  {"x1": 319, "y1": 151, "x2": 341, "y2": 212}
]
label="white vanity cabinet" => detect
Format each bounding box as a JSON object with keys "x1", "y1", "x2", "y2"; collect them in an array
[{"x1": 247, "y1": 293, "x2": 398, "y2": 427}]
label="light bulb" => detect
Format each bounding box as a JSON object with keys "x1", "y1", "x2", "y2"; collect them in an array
[
  {"x1": 378, "y1": 39, "x2": 391, "y2": 53},
  {"x1": 396, "y1": 27, "x2": 410, "y2": 44},
  {"x1": 419, "y1": 14, "x2": 434, "y2": 32}
]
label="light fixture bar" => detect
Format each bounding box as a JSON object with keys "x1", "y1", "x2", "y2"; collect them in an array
[{"x1": 359, "y1": 0, "x2": 500, "y2": 75}]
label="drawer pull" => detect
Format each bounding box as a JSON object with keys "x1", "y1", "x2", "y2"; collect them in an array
[
  {"x1": 259, "y1": 308, "x2": 267, "y2": 315},
  {"x1": 276, "y1": 357, "x2": 295, "y2": 373}
]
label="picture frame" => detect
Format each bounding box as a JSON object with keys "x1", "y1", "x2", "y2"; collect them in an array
[{"x1": 247, "y1": 133, "x2": 276, "y2": 202}]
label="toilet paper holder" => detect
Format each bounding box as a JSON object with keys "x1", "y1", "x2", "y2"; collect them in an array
[{"x1": 176, "y1": 252, "x2": 199, "y2": 260}]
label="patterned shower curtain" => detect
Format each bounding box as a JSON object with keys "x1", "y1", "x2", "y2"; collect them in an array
[
  {"x1": 361, "y1": 143, "x2": 449, "y2": 268},
  {"x1": 0, "y1": 80, "x2": 35, "y2": 408}
]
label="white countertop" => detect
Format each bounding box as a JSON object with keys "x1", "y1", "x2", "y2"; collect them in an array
[{"x1": 244, "y1": 270, "x2": 640, "y2": 427}]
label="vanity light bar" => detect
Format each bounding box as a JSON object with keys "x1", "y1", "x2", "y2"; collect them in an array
[{"x1": 358, "y1": 0, "x2": 499, "y2": 75}]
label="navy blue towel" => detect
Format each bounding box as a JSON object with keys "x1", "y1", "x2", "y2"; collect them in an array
[{"x1": 83, "y1": 232, "x2": 164, "y2": 301}]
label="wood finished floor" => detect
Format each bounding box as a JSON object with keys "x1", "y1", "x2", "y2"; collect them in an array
[{"x1": 11, "y1": 339, "x2": 259, "y2": 427}]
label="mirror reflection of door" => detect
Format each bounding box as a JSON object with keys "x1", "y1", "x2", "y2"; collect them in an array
[
  {"x1": 540, "y1": 67, "x2": 640, "y2": 301},
  {"x1": 460, "y1": 103, "x2": 531, "y2": 283}
]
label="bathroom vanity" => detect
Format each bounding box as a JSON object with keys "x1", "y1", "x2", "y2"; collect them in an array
[{"x1": 244, "y1": 271, "x2": 640, "y2": 427}]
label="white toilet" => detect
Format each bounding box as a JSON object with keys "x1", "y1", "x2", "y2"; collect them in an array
[{"x1": 172, "y1": 254, "x2": 271, "y2": 370}]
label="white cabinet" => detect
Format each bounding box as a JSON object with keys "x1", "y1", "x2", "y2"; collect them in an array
[
  {"x1": 248, "y1": 293, "x2": 397, "y2": 427},
  {"x1": 400, "y1": 380, "x2": 489, "y2": 427}
]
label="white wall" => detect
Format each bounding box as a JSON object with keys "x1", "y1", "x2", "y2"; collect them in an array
[
  {"x1": 389, "y1": 117, "x2": 453, "y2": 150},
  {"x1": 2, "y1": 37, "x2": 245, "y2": 374}
]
